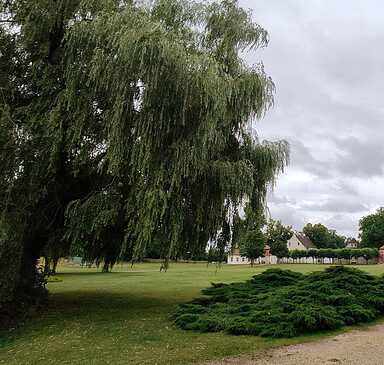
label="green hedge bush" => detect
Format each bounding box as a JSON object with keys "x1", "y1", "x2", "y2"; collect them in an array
[{"x1": 174, "y1": 266, "x2": 384, "y2": 338}]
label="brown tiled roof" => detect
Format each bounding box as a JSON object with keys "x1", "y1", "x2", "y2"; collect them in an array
[{"x1": 295, "y1": 234, "x2": 317, "y2": 249}]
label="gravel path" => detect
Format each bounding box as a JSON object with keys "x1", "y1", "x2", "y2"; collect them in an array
[{"x1": 200, "y1": 323, "x2": 384, "y2": 365}]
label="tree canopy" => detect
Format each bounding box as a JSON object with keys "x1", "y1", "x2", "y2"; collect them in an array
[
  {"x1": 359, "y1": 208, "x2": 384, "y2": 249},
  {"x1": 238, "y1": 229, "x2": 266, "y2": 266},
  {"x1": 303, "y1": 223, "x2": 330, "y2": 249},
  {"x1": 302, "y1": 223, "x2": 345, "y2": 249},
  {"x1": 0, "y1": 0, "x2": 289, "y2": 313},
  {"x1": 328, "y1": 230, "x2": 346, "y2": 249},
  {"x1": 264, "y1": 219, "x2": 292, "y2": 264},
  {"x1": 269, "y1": 240, "x2": 289, "y2": 264},
  {"x1": 265, "y1": 218, "x2": 293, "y2": 246}
]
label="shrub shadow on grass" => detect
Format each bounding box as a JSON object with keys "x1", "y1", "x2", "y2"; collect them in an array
[{"x1": 55, "y1": 270, "x2": 148, "y2": 277}]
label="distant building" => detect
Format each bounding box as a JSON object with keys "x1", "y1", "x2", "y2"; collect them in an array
[
  {"x1": 227, "y1": 245, "x2": 249, "y2": 265},
  {"x1": 378, "y1": 246, "x2": 384, "y2": 264},
  {"x1": 227, "y1": 245, "x2": 277, "y2": 265},
  {"x1": 287, "y1": 234, "x2": 317, "y2": 251},
  {"x1": 345, "y1": 237, "x2": 358, "y2": 249},
  {"x1": 227, "y1": 233, "x2": 317, "y2": 265}
]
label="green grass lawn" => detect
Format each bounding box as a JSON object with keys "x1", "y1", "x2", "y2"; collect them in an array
[{"x1": 1, "y1": 262, "x2": 384, "y2": 364}]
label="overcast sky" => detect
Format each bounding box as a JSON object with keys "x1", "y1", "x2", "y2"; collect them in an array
[{"x1": 238, "y1": 0, "x2": 384, "y2": 238}]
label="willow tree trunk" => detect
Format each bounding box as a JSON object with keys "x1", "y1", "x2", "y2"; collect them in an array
[
  {"x1": 43, "y1": 256, "x2": 51, "y2": 275},
  {"x1": 52, "y1": 258, "x2": 59, "y2": 274}
]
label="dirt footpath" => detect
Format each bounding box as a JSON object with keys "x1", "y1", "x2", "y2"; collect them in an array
[{"x1": 201, "y1": 323, "x2": 384, "y2": 365}]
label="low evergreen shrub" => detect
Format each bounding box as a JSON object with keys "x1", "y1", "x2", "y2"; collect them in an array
[{"x1": 173, "y1": 266, "x2": 384, "y2": 338}]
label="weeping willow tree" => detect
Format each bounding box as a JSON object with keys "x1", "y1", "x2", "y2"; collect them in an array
[{"x1": 0, "y1": 0, "x2": 289, "y2": 314}]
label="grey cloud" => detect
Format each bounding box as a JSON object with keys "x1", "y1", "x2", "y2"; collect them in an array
[
  {"x1": 332, "y1": 136, "x2": 384, "y2": 177},
  {"x1": 330, "y1": 181, "x2": 358, "y2": 196},
  {"x1": 269, "y1": 194, "x2": 297, "y2": 205},
  {"x1": 288, "y1": 138, "x2": 332, "y2": 179},
  {"x1": 322, "y1": 213, "x2": 363, "y2": 238},
  {"x1": 301, "y1": 199, "x2": 368, "y2": 214},
  {"x1": 288, "y1": 135, "x2": 384, "y2": 179},
  {"x1": 267, "y1": 204, "x2": 308, "y2": 231}
]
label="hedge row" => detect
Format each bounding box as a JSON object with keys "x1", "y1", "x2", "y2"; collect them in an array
[{"x1": 289, "y1": 248, "x2": 378, "y2": 263}]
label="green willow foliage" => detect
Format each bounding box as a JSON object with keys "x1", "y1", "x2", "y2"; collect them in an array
[
  {"x1": 174, "y1": 267, "x2": 384, "y2": 338},
  {"x1": 0, "y1": 0, "x2": 289, "y2": 311}
]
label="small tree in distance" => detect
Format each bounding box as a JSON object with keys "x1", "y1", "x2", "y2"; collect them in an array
[
  {"x1": 265, "y1": 219, "x2": 292, "y2": 264},
  {"x1": 303, "y1": 223, "x2": 330, "y2": 249},
  {"x1": 340, "y1": 248, "x2": 353, "y2": 264},
  {"x1": 238, "y1": 230, "x2": 266, "y2": 266},
  {"x1": 265, "y1": 219, "x2": 293, "y2": 246},
  {"x1": 361, "y1": 248, "x2": 379, "y2": 264},
  {"x1": 270, "y1": 240, "x2": 289, "y2": 264},
  {"x1": 290, "y1": 249, "x2": 303, "y2": 263}
]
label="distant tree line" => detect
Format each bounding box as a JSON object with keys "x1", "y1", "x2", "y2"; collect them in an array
[
  {"x1": 234, "y1": 218, "x2": 347, "y2": 264},
  {"x1": 302, "y1": 223, "x2": 346, "y2": 249},
  {"x1": 233, "y1": 215, "x2": 383, "y2": 265},
  {"x1": 289, "y1": 247, "x2": 378, "y2": 265},
  {"x1": 120, "y1": 208, "x2": 384, "y2": 264}
]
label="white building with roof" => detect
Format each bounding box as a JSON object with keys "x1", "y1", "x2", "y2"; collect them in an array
[
  {"x1": 227, "y1": 245, "x2": 277, "y2": 265},
  {"x1": 287, "y1": 234, "x2": 317, "y2": 251},
  {"x1": 345, "y1": 237, "x2": 358, "y2": 249}
]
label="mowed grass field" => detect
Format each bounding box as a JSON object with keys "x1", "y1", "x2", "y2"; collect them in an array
[{"x1": 2, "y1": 262, "x2": 384, "y2": 364}]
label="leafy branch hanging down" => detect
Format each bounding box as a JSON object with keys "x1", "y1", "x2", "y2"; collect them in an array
[{"x1": 0, "y1": 0, "x2": 289, "y2": 313}]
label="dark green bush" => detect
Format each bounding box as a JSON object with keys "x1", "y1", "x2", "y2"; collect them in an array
[{"x1": 173, "y1": 266, "x2": 384, "y2": 338}]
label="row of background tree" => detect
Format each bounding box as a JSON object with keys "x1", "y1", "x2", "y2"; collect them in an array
[
  {"x1": 62, "y1": 208, "x2": 384, "y2": 265},
  {"x1": 232, "y1": 207, "x2": 384, "y2": 266},
  {"x1": 125, "y1": 207, "x2": 384, "y2": 263},
  {"x1": 289, "y1": 248, "x2": 378, "y2": 264},
  {"x1": 301, "y1": 207, "x2": 384, "y2": 250},
  {"x1": 234, "y1": 217, "x2": 349, "y2": 266}
]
